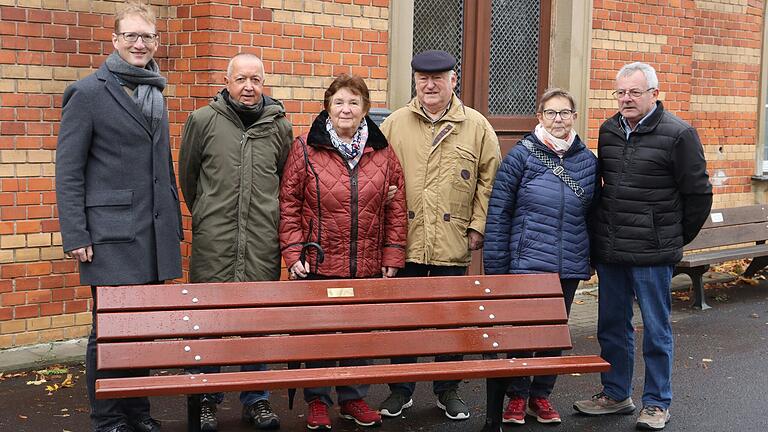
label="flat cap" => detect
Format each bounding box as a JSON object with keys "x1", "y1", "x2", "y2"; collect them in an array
[{"x1": 411, "y1": 50, "x2": 456, "y2": 72}]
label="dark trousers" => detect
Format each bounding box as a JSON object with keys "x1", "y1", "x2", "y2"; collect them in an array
[
  {"x1": 86, "y1": 286, "x2": 152, "y2": 431},
  {"x1": 388, "y1": 263, "x2": 467, "y2": 396},
  {"x1": 505, "y1": 278, "x2": 580, "y2": 398}
]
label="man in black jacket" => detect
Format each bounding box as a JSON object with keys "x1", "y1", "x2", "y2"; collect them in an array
[{"x1": 573, "y1": 62, "x2": 712, "y2": 431}]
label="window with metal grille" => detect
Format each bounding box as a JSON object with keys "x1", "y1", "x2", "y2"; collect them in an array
[
  {"x1": 411, "y1": 0, "x2": 464, "y2": 96},
  {"x1": 489, "y1": 0, "x2": 541, "y2": 116}
]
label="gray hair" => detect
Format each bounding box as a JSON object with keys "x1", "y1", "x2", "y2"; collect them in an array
[
  {"x1": 226, "y1": 53, "x2": 264, "y2": 77},
  {"x1": 616, "y1": 62, "x2": 659, "y2": 89}
]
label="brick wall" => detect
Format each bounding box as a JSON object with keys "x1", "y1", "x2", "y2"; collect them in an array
[
  {"x1": 589, "y1": 0, "x2": 765, "y2": 208},
  {"x1": 0, "y1": 0, "x2": 389, "y2": 349}
]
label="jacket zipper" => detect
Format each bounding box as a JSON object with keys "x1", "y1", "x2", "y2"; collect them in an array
[
  {"x1": 234, "y1": 132, "x2": 247, "y2": 280},
  {"x1": 558, "y1": 156, "x2": 565, "y2": 275},
  {"x1": 349, "y1": 164, "x2": 359, "y2": 278}
]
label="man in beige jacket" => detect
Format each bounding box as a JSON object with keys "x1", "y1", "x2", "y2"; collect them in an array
[{"x1": 379, "y1": 50, "x2": 501, "y2": 421}]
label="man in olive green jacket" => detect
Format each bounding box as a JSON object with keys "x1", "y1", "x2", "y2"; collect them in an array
[{"x1": 179, "y1": 53, "x2": 292, "y2": 431}]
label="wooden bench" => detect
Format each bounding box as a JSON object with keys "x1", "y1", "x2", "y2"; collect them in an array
[
  {"x1": 675, "y1": 204, "x2": 768, "y2": 310},
  {"x1": 94, "y1": 273, "x2": 609, "y2": 432}
]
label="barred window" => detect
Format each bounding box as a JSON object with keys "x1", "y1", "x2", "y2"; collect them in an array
[
  {"x1": 412, "y1": 0, "x2": 464, "y2": 96},
  {"x1": 489, "y1": 0, "x2": 541, "y2": 116}
]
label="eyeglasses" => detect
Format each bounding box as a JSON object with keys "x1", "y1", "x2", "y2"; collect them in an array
[
  {"x1": 116, "y1": 32, "x2": 159, "y2": 44},
  {"x1": 541, "y1": 109, "x2": 574, "y2": 120},
  {"x1": 612, "y1": 88, "x2": 655, "y2": 99}
]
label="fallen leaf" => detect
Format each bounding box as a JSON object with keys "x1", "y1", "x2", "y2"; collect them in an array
[
  {"x1": 750, "y1": 313, "x2": 759, "y2": 318},
  {"x1": 26, "y1": 378, "x2": 46, "y2": 386},
  {"x1": 38, "y1": 368, "x2": 68, "y2": 376},
  {"x1": 60, "y1": 374, "x2": 74, "y2": 388},
  {"x1": 45, "y1": 384, "x2": 60, "y2": 392},
  {"x1": 18, "y1": 415, "x2": 28, "y2": 420},
  {"x1": 702, "y1": 358, "x2": 713, "y2": 362},
  {"x1": 570, "y1": 373, "x2": 582, "y2": 376},
  {"x1": 574, "y1": 300, "x2": 584, "y2": 305}
]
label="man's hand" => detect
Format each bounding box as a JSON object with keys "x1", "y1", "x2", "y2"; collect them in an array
[
  {"x1": 382, "y1": 266, "x2": 398, "y2": 278},
  {"x1": 467, "y1": 230, "x2": 484, "y2": 251},
  {"x1": 386, "y1": 185, "x2": 397, "y2": 203},
  {"x1": 289, "y1": 260, "x2": 310, "y2": 279},
  {"x1": 66, "y1": 246, "x2": 93, "y2": 263}
]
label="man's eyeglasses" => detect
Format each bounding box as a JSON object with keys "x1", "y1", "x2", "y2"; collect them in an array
[
  {"x1": 116, "y1": 32, "x2": 159, "y2": 44},
  {"x1": 612, "y1": 88, "x2": 655, "y2": 99},
  {"x1": 541, "y1": 109, "x2": 574, "y2": 120}
]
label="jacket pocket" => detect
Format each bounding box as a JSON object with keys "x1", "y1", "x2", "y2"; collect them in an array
[
  {"x1": 514, "y1": 216, "x2": 528, "y2": 262},
  {"x1": 170, "y1": 186, "x2": 184, "y2": 240},
  {"x1": 649, "y1": 206, "x2": 662, "y2": 249},
  {"x1": 449, "y1": 146, "x2": 478, "y2": 221},
  {"x1": 85, "y1": 189, "x2": 135, "y2": 244}
]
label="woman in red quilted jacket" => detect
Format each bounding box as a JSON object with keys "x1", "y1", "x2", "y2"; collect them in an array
[{"x1": 278, "y1": 74, "x2": 407, "y2": 430}]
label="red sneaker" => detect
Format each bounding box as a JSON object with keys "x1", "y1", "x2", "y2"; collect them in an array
[
  {"x1": 339, "y1": 398, "x2": 382, "y2": 427},
  {"x1": 306, "y1": 399, "x2": 332, "y2": 430},
  {"x1": 527, "y1": 396, "x2": 561, "y2": 424},
  {"x1": 502, "y1": 396, "x2": 526, "y2": 424}
]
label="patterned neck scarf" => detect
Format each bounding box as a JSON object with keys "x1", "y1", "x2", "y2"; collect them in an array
[
  {"x1": 325, "y1": 117, "x2": 368, "y2": 161},
  {"x1": 534, "y1": 123, "x2": 576, "y2": 156}
]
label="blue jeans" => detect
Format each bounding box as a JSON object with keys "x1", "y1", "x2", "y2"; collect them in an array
[
  {"x1": 304, "y1": 359, "x2": 371, "y2": 406},
  {"x1": 596, "y1": 263, "x2": 674, "y2": 410},
  {"x1": 388, "y1": 263, "x2": 467, "y2": 396},
  {"x1": 187, "y1": 364, "x2": 269, "y2": 406}
]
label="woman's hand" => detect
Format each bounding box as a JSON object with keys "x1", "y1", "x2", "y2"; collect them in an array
[
  {"x1": 289, "y1": 260, "x2": 310, "y2": 279},
  {"x1": 382, "y1": 267, "x2": 398, "y2": 278}
]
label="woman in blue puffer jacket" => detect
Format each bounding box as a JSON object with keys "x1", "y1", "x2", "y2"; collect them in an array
[{"x1": 483, "y1": 88, "x2": 598, "y2": 427}]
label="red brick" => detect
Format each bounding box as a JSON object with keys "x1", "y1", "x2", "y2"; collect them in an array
[
  {"x1": 40, "y1": 302, "x2": 64, "y2": 317},
  {"x1": 50, "y1": 286, "x2": 73, "y2": 301},
  {"x1": 16, "y1": 219, "x2": 41, "y2": 232},
  {"x1": 1, "y1": 292, "x2": 26, "y2": 307},
  {"x1": 27, "y1": 9, "x2": 52, "y2": 23},
  {"x1": 14, "y1": 304, "x2": 39, "y2": 319},
  {"x1": 1, "y1": 206, "x2": 26, "y2": 221},
  {"x1": 64, "y1": 299, "x2": 88, "y2": 314},
  {"x1": 0, "y1": 307, "x2": 12, "y2": 321},
  {"x1": 27, "y1": 290, "x2": 52, "y2": 304},
  {"x1": 26, "y1": 262, "x2": 52, "y2": 276},
  {"x1": 0, "y1": 6, "x2": 26, "y2": 22}
]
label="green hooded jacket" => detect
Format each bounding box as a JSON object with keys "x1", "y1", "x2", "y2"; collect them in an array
[{"x1": 179, "y1": 91, "x2": 293, "y2": 282}]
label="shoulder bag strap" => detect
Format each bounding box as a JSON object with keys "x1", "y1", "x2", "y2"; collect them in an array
[{"x1": 520, "y1": 139, "x2": 588, "y2": 207}]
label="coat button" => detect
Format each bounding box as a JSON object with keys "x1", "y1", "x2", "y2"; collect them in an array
[
  {"x1": 154, "y1": 177, "x2": 158, "y2": 183},
  {"x1": 154, "y1": 212, "x2": 159, "y2": 218}
]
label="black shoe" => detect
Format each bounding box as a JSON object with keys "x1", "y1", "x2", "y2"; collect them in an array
[
  {"x1": 103, "y1": 424, "x2": 132, "y2": 432},
  {"x1": 242, "y1": 399, "x2": 280, "y2": 430},
  {"x1": 437, "y1": 389, "x2": 470, "y2": 420},
  {"x1": 201, "y1": 401, "x2": 218, "y2": 431},
  {"x1": 129, "y1": 417, "x2": 161, "y2": 432}
]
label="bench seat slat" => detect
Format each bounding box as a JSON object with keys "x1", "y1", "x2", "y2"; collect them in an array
[
  {"x1": 95, "y1": 274, "x2": 563, "y2": 311},
  {"x1": 97, "y1": 325, "x2": 573, "y2": 370},
  {"x1": 96, "y1": 298, "x2": 567, "y2": 340},
  {"x1": 678, "y1": 243, "x2": 768, "y2": 267},
  {"x1": 95, "y1": 356, "x2": 610, "y2": 399}
]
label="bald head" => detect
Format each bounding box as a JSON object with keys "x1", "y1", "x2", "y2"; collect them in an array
[{"x1": 225, "y1": 54, "x2": 265, "y2": 106}]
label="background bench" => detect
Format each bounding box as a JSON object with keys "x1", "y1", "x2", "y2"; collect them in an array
[
  {"x1": 676, "y1": 204, "x2": 768, "y2": 309},
  {"x1": 94, "y1": 274, "x2": 609, "y2": 432}
]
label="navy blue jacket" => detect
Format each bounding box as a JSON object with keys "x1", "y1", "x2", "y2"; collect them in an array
[{"x1": 483, "y1": 134, "x2": 598, "y2": 280}]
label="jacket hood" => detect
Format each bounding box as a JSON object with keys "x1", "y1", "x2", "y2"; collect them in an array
[
  {"x1": 209, "y1": 89, "x2": 286, "y2": 129},
  {"x1": 406, "y1": 93, "x2": 467, "y2": 123},
  {"x1": 307, "y1": 110, "x2": 389, "y2": 151}
]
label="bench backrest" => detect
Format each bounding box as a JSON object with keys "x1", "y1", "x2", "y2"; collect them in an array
[
  {"x1": 684, "y1": 204, "x2": 768, "y2": 251},
  {"x1": 95, "y1": 274, "x2": 570, "y2": 371}
]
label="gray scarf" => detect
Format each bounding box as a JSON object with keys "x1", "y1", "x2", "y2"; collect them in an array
[{"x1": 105, "y1": 51, "x2": 166, "y2": 132}]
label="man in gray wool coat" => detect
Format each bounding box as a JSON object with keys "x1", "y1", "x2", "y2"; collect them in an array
[{"x1": 54, "y1": 3, "x2": 182, "y2": 432}]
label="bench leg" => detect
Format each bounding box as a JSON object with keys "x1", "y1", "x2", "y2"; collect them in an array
[
  {"x1": 187, "y1": 395, "x2": 201, "y2": 432},
  {"x1": 480, "y1": 377, "x2": 507, "y2": 432},
  {"x1": 744, "y1": 256, "x2": 768, "y2": 277},
  {"x1": 686, "y1": 266, "x2": 711, "y2": 310}
]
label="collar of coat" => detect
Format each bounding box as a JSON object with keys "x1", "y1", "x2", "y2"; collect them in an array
[
  {"x1": 407, "y1": 93, "x2": 467, "y2": 123},
  {"x1": 606, "y1": 100, "x2": 665, "y2": 137},
  {"x1": 307, "y1": 110, "x2": 389, "y2": 151},
  {"x1": 209, "y1": 89, "x2": 286, "y2": 131}
]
